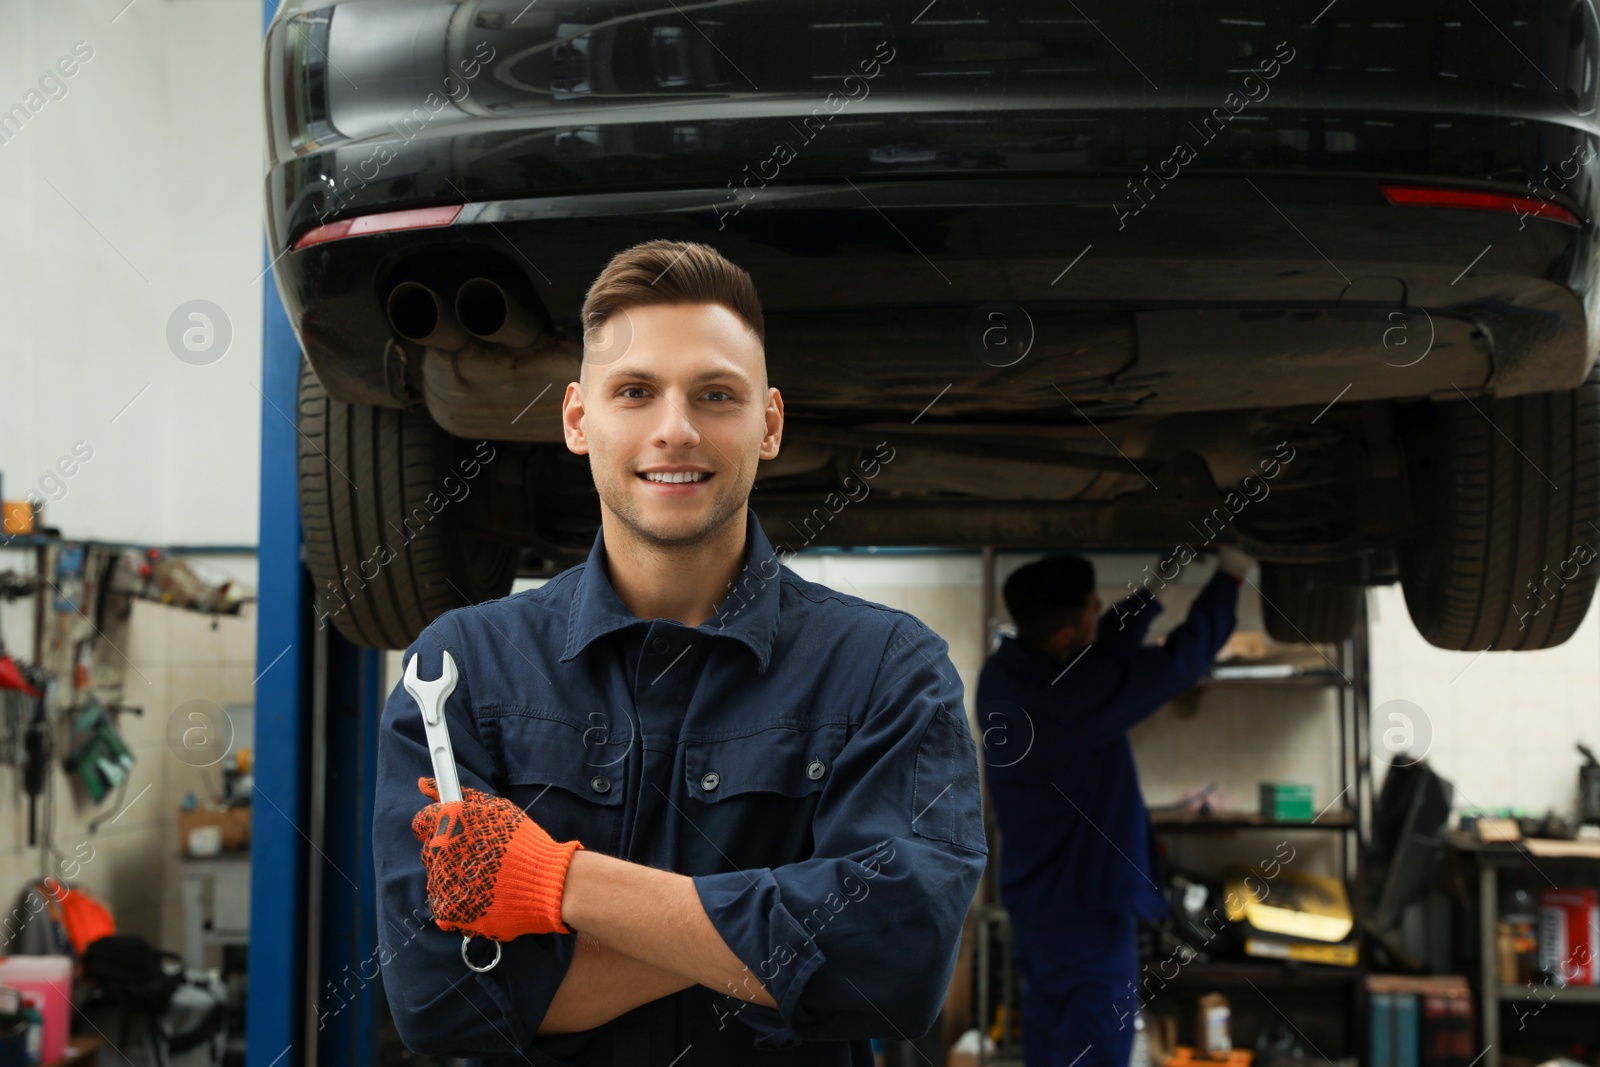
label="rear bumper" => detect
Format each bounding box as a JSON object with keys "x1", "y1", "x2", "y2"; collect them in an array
[{"x1": 274, "y1": 174, "x2": 1598, "y2": 443}]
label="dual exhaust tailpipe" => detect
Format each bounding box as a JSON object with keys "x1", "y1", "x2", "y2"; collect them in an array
[{"x1": 385, "y1": 277, "x2": 538, "y2": 350}]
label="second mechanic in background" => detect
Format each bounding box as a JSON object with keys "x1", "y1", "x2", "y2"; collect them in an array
[{"x1": 976, "y1": 547, "x2": 1252, "y2": 1067}]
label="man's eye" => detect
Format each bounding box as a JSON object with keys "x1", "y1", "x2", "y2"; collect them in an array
[
  {"x1": 705, "y1": 390, "x2": 731, "y2": 402},
  {"x1": 621, "y1": 387, "x2": 649, "y2": 399}
]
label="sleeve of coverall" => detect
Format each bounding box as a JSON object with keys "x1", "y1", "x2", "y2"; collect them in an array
[
  {"x1": 691, "y1": 619, "x2": 988, "y2": 1049},
  {"x1": 1051, "y1": 569, "x2": 1241, "y2": 750},
  {"x1": 372, "y1": 613, "x2": 582, "y2": 1064}
]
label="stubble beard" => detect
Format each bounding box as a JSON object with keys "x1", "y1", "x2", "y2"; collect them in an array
[{"x1": 594, "y1": 459, "x2": 749, "y2": 550}]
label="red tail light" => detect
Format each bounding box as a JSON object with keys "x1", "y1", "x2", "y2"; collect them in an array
[
  {"x1": 291, "y1": 204, "x2": 464, "y2": 250},
  {"x1": 1380, "y1": 184, "x2": 1581, "y2": 227}
]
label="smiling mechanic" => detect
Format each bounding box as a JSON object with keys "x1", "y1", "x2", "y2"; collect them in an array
[{"x1": 373, "y1": 240, "x2": 987, "y2": 1066}]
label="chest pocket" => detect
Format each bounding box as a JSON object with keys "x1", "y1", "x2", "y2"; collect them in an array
[
  {"x1": 486, "y1": 712, "x2": 628, "y2": 857},
  {"x1": 679, "y1": 722, "x2": 848, "y2": 877}
]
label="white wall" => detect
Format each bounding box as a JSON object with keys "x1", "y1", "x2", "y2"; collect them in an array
[
  {"x1": 0, "y1": 0, "x2": 265, "y2": 954},
  {"x1": 0, "y1": 0, "x2": 265, "y2": 547},
  {"x1": 1367, "y1": 583, "x2": 1600, "y2": 819}
]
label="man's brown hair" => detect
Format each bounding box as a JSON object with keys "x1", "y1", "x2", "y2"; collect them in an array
[{"x1": 580, "y1": 239, "x2": 767, "y2": 385}]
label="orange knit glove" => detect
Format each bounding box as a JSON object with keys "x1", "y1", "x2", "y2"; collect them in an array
[{"x1": 411, "y1": 777, "x2": 584, "y2": 940}]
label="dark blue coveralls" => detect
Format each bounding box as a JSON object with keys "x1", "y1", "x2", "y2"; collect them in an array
[
  {"x1": 975, "y1": 569, "x2": 1239, "y2": 1067},
  {"x1": 372, "y1": 505, "x2": 988, "y2": 1066}
]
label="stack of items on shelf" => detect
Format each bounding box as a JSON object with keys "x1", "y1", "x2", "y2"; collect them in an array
[
  {"x1": 107, "y1": 547, "x2": 252, "y2": 615},
  {"x1": 1366, "y1": 975, "x2": 1473, "y2": 1067},
  {"x1": 1227, "y1": 870, "x2": 1360, "y2": 967},
  {"x1": 1135, "y1": 997, "x2": 1353, "y2": 1067},
  {"x1": 1497, "y1": 883, "x2": 1600, "y2": 988}
]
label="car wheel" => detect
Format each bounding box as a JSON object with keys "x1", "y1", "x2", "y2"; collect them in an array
[
  {"x1": 296, "y1": 359, "x2": 517, "y2": 649},
  {"x1": 1400, "y1": 364, "x2": 1600, "y2": 651},
  {"x1": 1258, "y1": 562, "x2": 1361, "y2": 644}
]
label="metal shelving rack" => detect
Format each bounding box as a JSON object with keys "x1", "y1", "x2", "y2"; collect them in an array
[
  {"x1": 1143, "y1": 594, "x2": 1373, "y2": 1053},
  {"x1": 1162, "y1": 594, "x2": 1372, "y2": 902}
]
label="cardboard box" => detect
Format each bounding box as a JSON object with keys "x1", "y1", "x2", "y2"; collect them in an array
[{"x1": 178, "y1": 806, "x2": 251, "y2": 855}]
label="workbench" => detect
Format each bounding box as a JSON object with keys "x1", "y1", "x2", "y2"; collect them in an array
[{"x1": 1450, "y1": 831, "x2": 1600, "y2": 1067}]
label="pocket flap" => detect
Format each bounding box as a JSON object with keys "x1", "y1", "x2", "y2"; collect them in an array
[
  {"x1": 683, "y1": 722, "x2": 848, "y2": 803},
  {"x1": 491, "y1": 712, "x2": 628, "y2": 807}
]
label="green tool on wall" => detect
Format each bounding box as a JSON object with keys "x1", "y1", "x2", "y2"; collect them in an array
[{"x1": 62, "y1": 700, "x2": 135, "y2": 804}]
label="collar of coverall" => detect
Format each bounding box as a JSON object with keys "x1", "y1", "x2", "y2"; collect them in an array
[
  {"x1": 559, "y1": 504, "x2": 782, "y2": 674},
  {"x1": 997, "y1": 632, "x2": 1084, "y2": 673}
]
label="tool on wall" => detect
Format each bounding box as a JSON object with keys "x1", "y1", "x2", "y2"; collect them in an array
[
  {"x1": 62, "y1": 699, "x2": 136, "y2": 805},
  {"x1": 403, "y1": 650, "x2": 502, "y2": 973},
  {"x1": 52, "y1": 544, "x2": 88, "y2": 615},
  {"x1": 0, "y1": 653, "x2": 38, "y2": 700},
  {"x1": 1579, "y1": 743, "x2": 1600, "y2": 826},
  {"x1": 0, "y1": 652, "x2": 49, "y2": 844},
  {"x1": 22, "y1": 683, "x2": 51, "y2": 848},
  {"x1": 0, "y1": 654, "x2": 38, "y2": 768}
]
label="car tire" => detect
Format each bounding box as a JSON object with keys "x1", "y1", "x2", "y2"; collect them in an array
[
  {"x1": 296, "y1": 360, "x2": 517, "y2": 649},
  {"x1": 1258, "y1": 562, "x2": 1361, "y2": 644},
  {"x1": 1399, "y1": 364, "x2": 1600, "y2": 651}
]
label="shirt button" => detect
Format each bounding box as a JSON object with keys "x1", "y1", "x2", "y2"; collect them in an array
[
  {"x1": 700, "y1": 771, "x2": 720, "y2": 792},
  {"x1": 807, "y1": 760, "x2": 827, "y2": 781},
  {"x1": 651, "y1": 636, "x2": 670, "y2": 654},
  {"x1": 590, "y1": 776, "x2": 611, "y2": 795}
]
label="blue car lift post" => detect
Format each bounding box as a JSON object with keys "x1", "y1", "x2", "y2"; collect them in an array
[{"x1": 249, "y1": 3, "x2": 385, "y2": 1061}]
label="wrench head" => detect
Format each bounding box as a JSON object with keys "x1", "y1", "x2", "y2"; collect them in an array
[{"x1": 403, "y1": 649, "x2": 459, "y2": 708}]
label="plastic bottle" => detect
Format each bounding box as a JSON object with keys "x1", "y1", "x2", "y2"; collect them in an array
[
  {"x1": 1130, "y1": 1010, "x2": 1151, "y2": 1067},
  {"x1": 20, "y1": 993, "x2": 42, "y2": 1065},
  {"x1": 1502, "y1": 886, "x2": 1539, "y2": 984}
]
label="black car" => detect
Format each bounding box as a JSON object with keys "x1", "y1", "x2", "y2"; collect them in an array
[{"x1": 265, "y1": 0, "x2": 1600, "y2": 652}]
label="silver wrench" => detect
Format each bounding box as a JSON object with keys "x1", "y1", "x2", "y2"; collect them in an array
[{"x1": 404, "y1": 649, "x2": 502, "y2": 973}]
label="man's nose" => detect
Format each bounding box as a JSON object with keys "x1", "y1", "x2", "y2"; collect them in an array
[{"x1": 651, "y1": 392, "x2": 702, "y2": 445}]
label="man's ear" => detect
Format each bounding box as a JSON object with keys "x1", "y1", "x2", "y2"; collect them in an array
[
  {"x1": 760, "y1": 386, "x2": 783, "y2": 461},
  {"x1": 1080, "y1": 603, "x2": 1099, "y2": 634},
  {"x1": 1039, "y1": 624, "x2": 1072, "y2": 655},
  {"x1": 562, "y1": 381, "x2": 588, "y2": 455}
]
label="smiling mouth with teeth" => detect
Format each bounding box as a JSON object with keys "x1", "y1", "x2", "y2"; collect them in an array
[{"x1": 639, "y1": 471, "x2": 712, "y2": 484}]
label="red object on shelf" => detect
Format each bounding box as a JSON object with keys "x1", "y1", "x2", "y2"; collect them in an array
[
  {"x1": 0, "y1": 653, "x2": 39, "y2": 697},
  {"x1": 1539, "y1": 887, "x2": 1600, "y2": 985}
]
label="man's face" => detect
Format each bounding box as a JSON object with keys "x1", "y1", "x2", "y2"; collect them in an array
[{"x1": 562, "y1": 302, "x2": 782, "y2": 548}]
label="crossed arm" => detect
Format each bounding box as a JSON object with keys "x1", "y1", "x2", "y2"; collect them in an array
[
  {"x1": 384, "y1": 617, "x2": 980, "y2": 1051},
  {"x1": 538, "y1": 851, "x2": 777, "y2": 1034}
]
